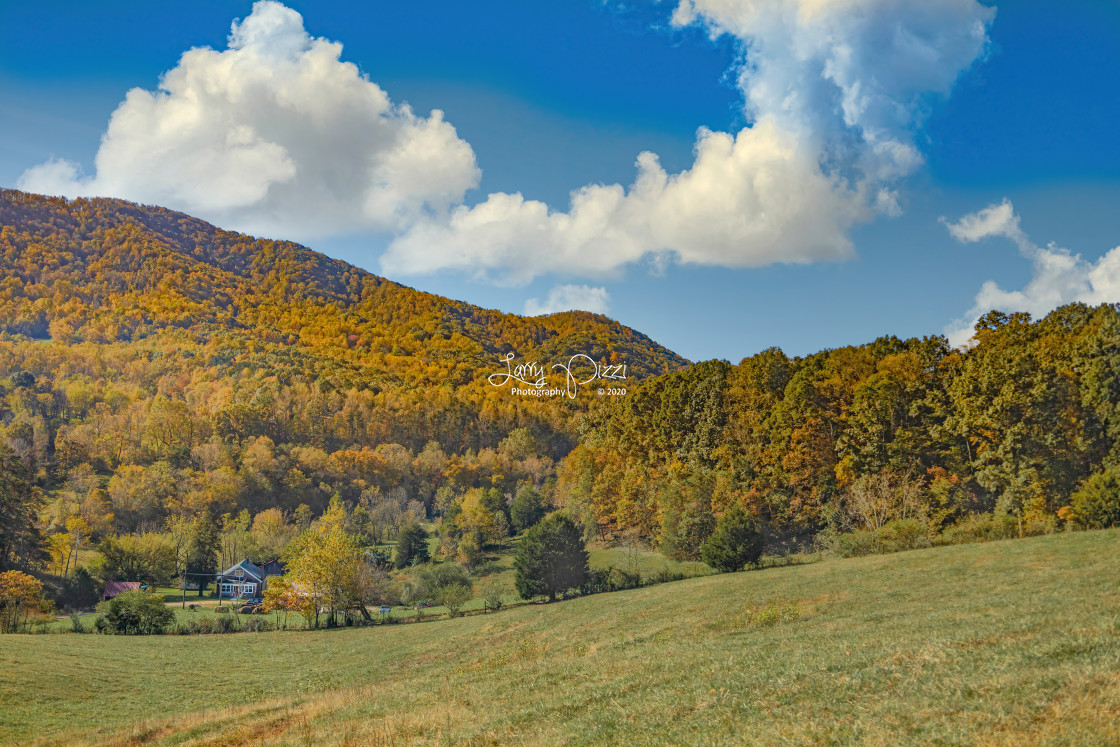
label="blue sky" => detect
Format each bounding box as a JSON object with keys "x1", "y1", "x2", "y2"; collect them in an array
[{"x1": 3, "y1": 0, "x2": 1119, "y2": 362}]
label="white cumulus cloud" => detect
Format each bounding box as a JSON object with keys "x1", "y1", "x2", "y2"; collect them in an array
[
  {"x1": 943, "y1": 199, "x2": 1120, "y2": 346},
  {"x1": 524, "y1": 285, "x2": 611, "y2": 316},
  {"x1": 383, "y1": 120, "x2": 864, "y2": 284},
  {"x1": 942, "y1": 198, "x2": 1026, "y2": 246},
  {"x1": 17, "y1": 0, "x2": 997, "y2": 296},
  {"x1": 383, "y1": 0, "x2": 995, "y2": 284},
  {"x1": 18, "y1": 1, "x2": 479, "y2": 240}
]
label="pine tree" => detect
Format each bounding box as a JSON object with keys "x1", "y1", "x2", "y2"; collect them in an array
[
  {"x1": 514, "y1": 513, "x2": 588, "y2": 602},
  {"x1": 394, "y1": 522, "x2": 430, "y2": 569},
  {"x1": 185, "y1": 514, "x2": 220, "y2": 596},
  {"x1": 700, "y1": 505, "x2": 763, "y2": 572}
]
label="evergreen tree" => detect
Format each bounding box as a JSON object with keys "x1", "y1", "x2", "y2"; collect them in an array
[
  {"x1": 700, "y1": 505, "x2": 763, "y2": 572},
  {"x1": 514, "y1": 513, "x2": 588, "y2": 602},
  {"x1": 0, "y1": 445, "x2": 45, "y2": 572},
  {"x1": 394, "y1": 522, "x2": 430, "y2": 569},
  {"x1": 1071, "y1": 466, "x2": 1120, "y2": 529},
  {"x1": 185, "y1": 514, "x2": 220, "y2": 597}
]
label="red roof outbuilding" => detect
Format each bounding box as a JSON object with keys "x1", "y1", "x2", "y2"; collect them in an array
[{"x1": 102, "y1": 581, "x2": 142, "y2": 601}]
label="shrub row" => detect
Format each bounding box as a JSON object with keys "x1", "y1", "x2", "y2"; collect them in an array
[{"x1": 820, "y1": 512, "x2": 1064, "y2": 559}]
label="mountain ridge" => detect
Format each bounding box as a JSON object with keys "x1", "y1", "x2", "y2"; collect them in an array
[{"x1": 0, "y1": 188, "x2": 689, "y2": 382}]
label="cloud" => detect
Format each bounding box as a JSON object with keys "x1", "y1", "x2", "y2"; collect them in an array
[
  {"x1": 524, "y1": 284, "x2": 611, "y2": 316},
  {"x1": 385, "y1": 0, "x2": 995, "y2": 283},
  {"x1": 942, "y1": 198, "x2": 1027, "y2": 247},
  {"x1": 18, "y1": 1, "x2": 479, "y2": 240},
  {"x1": 383, "y1": 120, "x2": 864, "y2": 284},
  {"x1": 943, "y1": 199, "x2": 1120, "y2": 346},
  {"x1": 17, "y1": 0, "x2": 996, "y2": 290}
]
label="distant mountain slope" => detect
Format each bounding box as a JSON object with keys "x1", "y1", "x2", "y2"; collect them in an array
[{"x1": 0, "y1": 189, "x2": 688, "y2": 382}]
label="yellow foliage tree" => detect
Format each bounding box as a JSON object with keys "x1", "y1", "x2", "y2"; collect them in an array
[{"x1": 0, "y1": 571, "x2": 47, "y2": 633}]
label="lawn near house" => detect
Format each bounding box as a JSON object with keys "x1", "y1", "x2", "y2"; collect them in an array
[{"x1": 1, "y1": 528, "x2": 1117, "y2": 745}]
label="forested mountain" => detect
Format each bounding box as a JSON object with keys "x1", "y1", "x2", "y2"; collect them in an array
[
  {"x1": 0, "y1": 189, "x2": 685, "y2": 381},
  {"x1": 0, "y1": 189, "x2": 686, "y2": 572},
  {"x1": 2, "y1": 188, "x2": 1118, "y2": 581},
  {"x1": 557, "y1": 305, "x2": 1120, "y2": 554}
]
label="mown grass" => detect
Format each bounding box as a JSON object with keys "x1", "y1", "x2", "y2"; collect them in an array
[{"x1": 2, "y1": 529, "x2": 1118, "y2": 745}]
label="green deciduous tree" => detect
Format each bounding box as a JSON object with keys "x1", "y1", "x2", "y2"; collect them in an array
[
  {"x1": 510, "y1": 484, "x2": 545, "y2": 532},
  {"x1": 97, "y1": 533, "x2": 177, "y2": 586},
  {"x1": 283, "y1": 525, "x2": 386, "y2": 627}
]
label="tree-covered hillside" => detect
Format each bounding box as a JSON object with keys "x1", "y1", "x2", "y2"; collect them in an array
[
  {"x1": 0, "y1": 189, "x2": 686, "y2": 574},
  {"x1": 2, "y1": 187, "x2": 1118, "y2": 587},
  {"x1": 558, "y1": 304, "x2": 1120, "y2": 553}
]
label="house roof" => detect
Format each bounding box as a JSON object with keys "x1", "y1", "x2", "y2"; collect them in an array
[
  {"x1": 218, "y1": 560, "x2": 263, "y2": 581},
  {"x1": 104, "y1": 581, "x2": 141, "y2": 597},
  {"x1": 261, "y1": 559, "x2": 286, "y2": 575}
]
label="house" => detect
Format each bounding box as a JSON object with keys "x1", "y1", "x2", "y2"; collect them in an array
[
  {"x1": 216, "y1": 560, "x2": 264, "y2": 599},
  {"x1": 102, "y1": 581, "x2": 141, "y2": 601},
  {"x1": 261, "y1": 559, "x2": 287, "y2": 578},
  {"x1": 216, "y1": 559, "x2": 287, "y2": 600}
]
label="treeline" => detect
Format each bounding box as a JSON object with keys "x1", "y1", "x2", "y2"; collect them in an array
[{"x1": 558, "y1": 305, "x2": 1120, "y2": 555}]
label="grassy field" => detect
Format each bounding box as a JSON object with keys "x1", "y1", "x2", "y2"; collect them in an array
[{"x1": 2, "y1": 529, "x2": 1118, "y2": 745}]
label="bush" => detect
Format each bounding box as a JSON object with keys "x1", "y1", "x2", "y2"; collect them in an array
[
  {"x1": 405, "y1": 563, "x2": 475, "y2": 616},
  {"x1": 1071, "y1": 467, "x2": 1120, "y2": 529},
  {"x1": 701, "y1": 506, "x2": 763, "y2": 572},
  {"x1": 183, "y1": 618, "x2": 214, "y2": 635},
  {"x1": 581, "y1": 568, "x2": 610, "y2": 595},
  {"x1": 436, "y1": 583, "x2": 473, "y2": 617},
  {"x1": 580, "y1": 566, "x2": 643, "y2": 595},
  {"x1": 69, "y1": 613, "x2": 86, "y2": 633},
  {"x1": 649, "y1": 566, "x2": 687, "y2": 585},
  {"x1": 936, "y1": 512, "x2": 1019, "y2": 545},
  {"x1": 477, "y1": 577, "x2": 510, "y2": 612},
  {"x1": 242, "y1": 616, "x2": 272, "y2": 633},
  {"x1": 608, "y1": 566, "x2": 642, "y2": 591},
  {"x1": 175, "y1": 614, "x2": 260, "y2": 635},
  {"x1": 936, "y1": 512, "x2": 1056, "y2": 546},
  {"x1": 514, "y1": 513, "x2": 589, "y2": 602},
  {"x1": 880, "y1": 517, "x2": 932, "y2": 550},
  {"x1": 825, "y1": 518, "x2": 931, "y2": 558},
  {"x1": 95, "y1": 591, "x2": 175, "y2": 635}
]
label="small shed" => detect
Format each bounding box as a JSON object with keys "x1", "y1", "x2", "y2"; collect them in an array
[{"x1": 102, "y1": 581, "x2": 142, "y2": 601}]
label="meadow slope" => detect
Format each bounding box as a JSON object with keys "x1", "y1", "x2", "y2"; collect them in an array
[{"x1": 1, "y1": 530, "x2": 1118, "y2": 745}]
